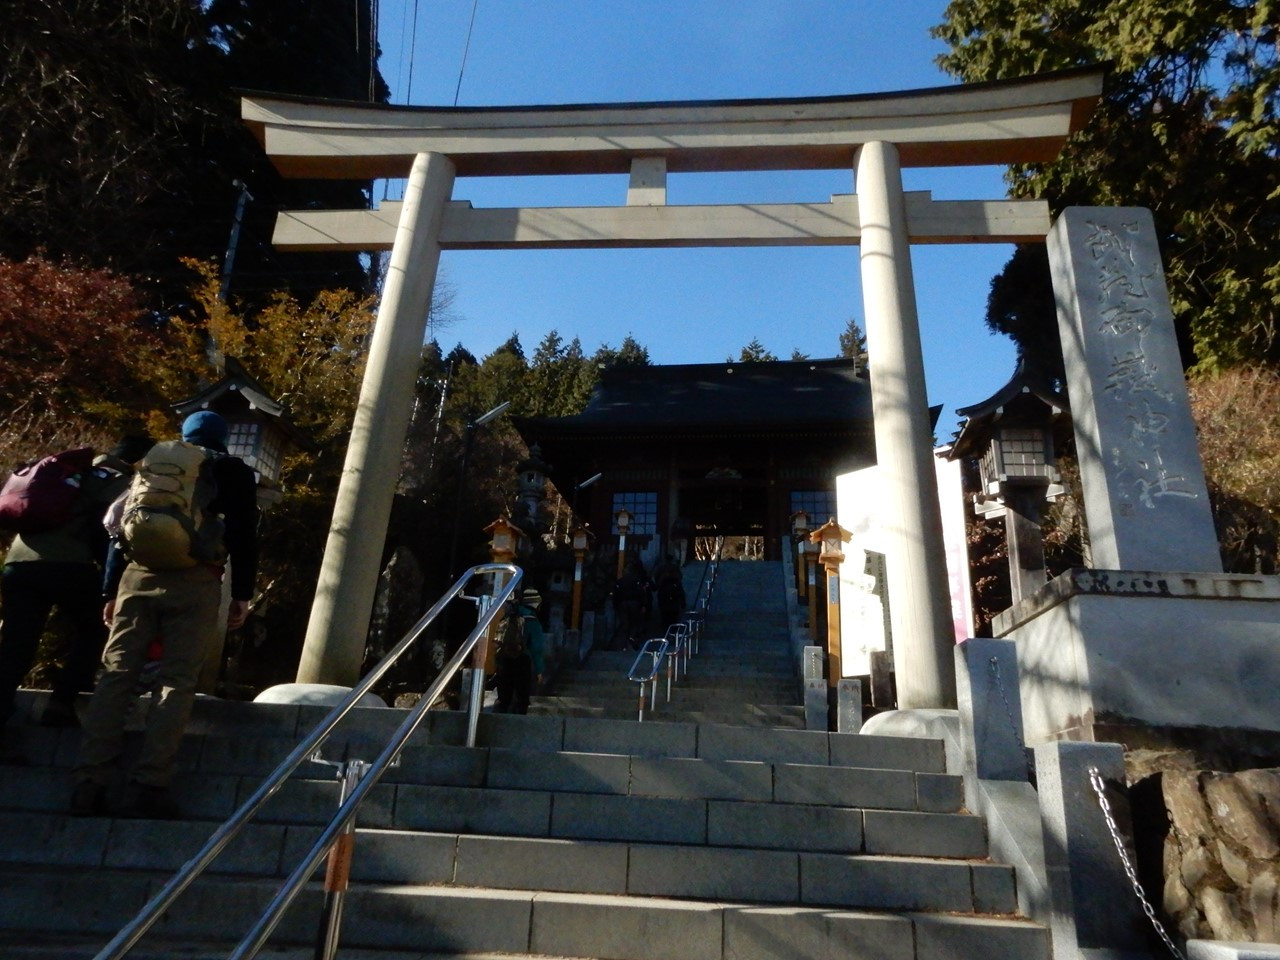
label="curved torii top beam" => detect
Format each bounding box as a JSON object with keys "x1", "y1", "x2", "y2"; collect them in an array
[{"x1": 241, "y1": 66, "x2": 1104, "y2": 181}]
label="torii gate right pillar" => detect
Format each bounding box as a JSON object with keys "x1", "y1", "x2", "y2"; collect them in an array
[{"x1": 856, "y1": 141, "x2": 958, "y2": 709}]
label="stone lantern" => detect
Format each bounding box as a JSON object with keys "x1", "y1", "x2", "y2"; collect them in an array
[
  {"x1": 172, "y1": 356, "x2": 310, "y2": 508},
  {"x1": 516, "y1": 443, "x2": 552, "y2": 532},
  {"x1": 947, "y1": 361, "x2": 1068, "y2": 606}
]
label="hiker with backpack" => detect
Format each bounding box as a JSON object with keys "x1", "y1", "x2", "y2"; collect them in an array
[
  {"x1": 71, "y1": 411, "x2": 258, "y2": 818},
  {"x1": 494, "y1": 588, "x2": 545, "y2": 715},
  {"x1": 0, "y1": 436, "x2": 151, "y2": 753}
]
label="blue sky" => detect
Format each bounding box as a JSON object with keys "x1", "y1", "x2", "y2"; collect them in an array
[{"x1": 374, "y1": 1, "x2": 1021, "y2": 426}]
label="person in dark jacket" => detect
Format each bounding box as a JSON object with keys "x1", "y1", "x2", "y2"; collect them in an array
[
  {"x1": 494, "y1": 589, "x2": 546, "y2": 715},
  {"x1": 0, "y1": 436, "x2": 150, "y2": 749},
  {"x1": 71, "y1": 412, "x2": 258, "y2": 818}
]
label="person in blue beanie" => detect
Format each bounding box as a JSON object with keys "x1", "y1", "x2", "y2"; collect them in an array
[{"x1": 71, "y1": 411, "x2": 258, "y2": 818}]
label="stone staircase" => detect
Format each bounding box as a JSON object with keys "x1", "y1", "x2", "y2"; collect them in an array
[
  {"x1": 532, "y1": 561, "x2": 806, "y2": 727},
  {"x1": 0, "y1": 683, "x2": 1049, "y2": 959}
]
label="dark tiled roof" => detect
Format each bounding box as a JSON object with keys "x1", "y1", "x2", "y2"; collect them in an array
[{"x1": 515, "y1": 358, "x2": 872, "y2": 438}]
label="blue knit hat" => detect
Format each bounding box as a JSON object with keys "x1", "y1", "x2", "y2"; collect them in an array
[{"x1": 181, "y1": 411, "x2": 229, "y2": 452}]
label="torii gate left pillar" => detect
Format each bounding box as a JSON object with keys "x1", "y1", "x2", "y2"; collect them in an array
[{"x1": 297, "y1": 152, "x2": 455, "y2": 684}]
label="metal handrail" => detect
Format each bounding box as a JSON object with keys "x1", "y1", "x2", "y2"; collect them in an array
[
  {"x1": 627, "y1": 637, "x2": 668, "y2": 720},
  {"x1": 94, "y1": 562, "x2": 522, "y2": 960}
]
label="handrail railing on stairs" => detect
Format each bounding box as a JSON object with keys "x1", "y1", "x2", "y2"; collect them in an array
[
  {"x1": 626, "y1": 637, "x2": 669, "y2": 721},
  {"x1": 93, "y1": 562, "x2": 523, "y2": 960}
]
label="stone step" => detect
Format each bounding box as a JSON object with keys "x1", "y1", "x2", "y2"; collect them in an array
[
  {"x1": 0, "y1": 794, "x2": 990, "y2": 873},
  {"x1": 0, "y1": 813, "x2": 996, "y2": 911},
  {"x1": 528, "y1": 701, "x2": 807, "y2": 728},
  {"x1": 1, "y1": 749, "x2": 963, "y2": 831},
  {"x1": 0, "y1": 940, "x2": 540, "y2": 960},
  {"x1": 0, "y1": 866, "x2": 1049, "y2": 960},
  {"x1": 3, "y1": 697, "x2": 947, "y2": 771},
  {"x1": 545, "y1": 682, "x2": 799, "y2": 705}
]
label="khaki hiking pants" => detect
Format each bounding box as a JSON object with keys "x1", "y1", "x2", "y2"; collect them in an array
[{"x1": 76, "y1": 563, "x2": 222, "y2": 788}]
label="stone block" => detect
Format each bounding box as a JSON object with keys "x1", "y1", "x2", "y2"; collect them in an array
[
  {"x1": 1035, "y1": 740, "x2": 1148, "y2": 955},
  {"x1": 698, "y1": 724, "x2": 829, "y2": 765},
  {"x1": 628, "y1": 843, "x2": 798, "y2": 902},
  {"x1": 0, "y1": 765, "x2": 65, "y2": 812},
  {"x1": 971, "y1": 861, "x2": 1019, "y2": 914},
  {"x1": 104, "y1": 819, "x2": 285, "y2": 876},
  {"x1": 707, "y1": 799, "x2": 863, "y2": 853},
  {"x1": 562, "y1": 715, "x2": 697, "y2": 758},
  {"x1": 863, "y1": 810, "x2": 986, "y2": 859},
  {"x1": 334, "y1": 827, "x2": 455, "y2": 885},
  {"x1": 393, "y1": 783, "x2": 551, "y2": 836},
  {"x1": 1048, "y1": 206, "x2": 1220, "y2": 572},
  {"x1": 915, "y1": 772, "x2": 964, "y2": 813},
  {"x1": 837, "y1": 679, "x2": 862, "y2": 733},
  {"x1": 0, "y1": 811, "x2": 109, "y2": 867},
  {"x1": 774, "y1": 764, "x2": 916, "y2": 810},
  {"x1": 475, "y1": 712, "x2": 565, "y2": 752},
  {"x1": 999, "y1": 569, "x2": 1280, "y2": 741},
  {"x1": 531, "y1": 891, "x2": 722, "y2": 960},
  {"x1": 455, "y1": 834, "x2": 627, "y2": 894},
  {"x1": 804, "y1": 678, "x2": 827, "y2": 731},
  {"x1": 384, "y1": 743, "x2": 487, "y2": 787},
  {"x1": 486, "y1": 747, "x2": 630, "y2": 794},
  {"x1": 0, "y1": 867, "x2": 152, "y2": 934},
  {"x1": 551, "y1": 792, "x2": 705, "y2": 844},
  {"x1": 829, "y1": 730, "x2": 947, "y2": 773},
  {"x1": 955, "y1": 638, "x2": 1028, "y2": 782},
  {"x1": 1189, "y1": 940, "x2": 1280, "y2": 959},
  {"x1": 912, "y1": 913, "x2": 1049, "y2": 960},
  {"x1": 341, "y1": 884, "x2": 532, "y2": 953},
  {"x1": 630, "y1": 756, "x2": 772, "y2": 801},
  {"x1": 723, "y1": 906, "x2": 914, "y2": 960},
  {"x1": 800, "y1": 853, "x2": 974, "y2": 911}
]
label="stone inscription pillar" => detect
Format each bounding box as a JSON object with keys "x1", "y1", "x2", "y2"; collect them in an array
[
  {"x1": 856, "y1": 141, "x2": 957, "y2": 709},
  {"x1": 1048, "y1": 207, "x2": 1221, "y2": 572},
  {"x1": 297, "y1": 151, "x2": 458, "y2": 685}
]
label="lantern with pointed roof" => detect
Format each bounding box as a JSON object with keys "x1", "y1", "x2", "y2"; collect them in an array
[
  {"x1": 945, "y1": 361, "x2": 1070, "y2": 604},
  {"x1": 172, "y1": 357, "x2": 311, "y2": 506}
]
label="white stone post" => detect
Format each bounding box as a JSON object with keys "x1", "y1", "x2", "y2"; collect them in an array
[
  {"x1": 1049, "y1": 206, "x2": 1221, "y2": 572},
  {"x1": 297, "y1": 152, "x2": 457, "y2": 685},
  {"x1": 855, "y1": 141, "x2": 957, "y2": 709}
]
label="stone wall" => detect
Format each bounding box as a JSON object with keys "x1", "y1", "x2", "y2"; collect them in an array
[{"x1": 1161, "y1": 768, "x2": 1280, "y2": 942}]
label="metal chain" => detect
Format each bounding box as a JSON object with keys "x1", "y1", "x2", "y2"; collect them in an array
[
  {"x1": 988, "y1": 656, "x2": 1035, "y2": 780},
  {"x1": 1087, "y1": 766, "x2": 1187, "y2": 960}
]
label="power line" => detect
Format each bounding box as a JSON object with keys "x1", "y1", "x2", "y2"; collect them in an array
[
  {"x1": 453, "y1": 0, "x2": 480, "y2": 106},
  {"x1": 406, "y1": 0, "x2": 422, "y2": 104}
]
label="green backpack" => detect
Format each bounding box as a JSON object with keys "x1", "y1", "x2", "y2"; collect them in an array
[
  {"x1": 119, "y1": 440, "x2": 225, "y2": 570},
  {"x1": 495, "y1": 609, "x2": 528, "y2": 661}
]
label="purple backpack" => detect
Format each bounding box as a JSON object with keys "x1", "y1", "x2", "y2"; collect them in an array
[{"x1": 0, "y1": 447, "x2": 95, "y2": 534}]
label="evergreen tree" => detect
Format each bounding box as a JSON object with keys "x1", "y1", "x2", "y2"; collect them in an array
[
  {"x1": 731, "y1": 338, "x2": 779, "y2": 362},
  {"x1": 933, "y1": 0, "x2": 1280, "y2": 373}
]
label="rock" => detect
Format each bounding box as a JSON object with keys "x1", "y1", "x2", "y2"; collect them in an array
[
  {"x1": 1236, "y1": 768, "x2": 1280, "y2": 832},
  {"x1": 1165, "y1": 770, "x2": 1211, "y2": 837},
  {"x1": 1204, "y1": 773, "x2": 1280, "y2": 860},
  {"x1": 1248, "y1": 869, "x2": 1279, "y2": 943},
  {"x1": 1202, "y1": 886, "x2": 1250, "y2": 942},
  {"x1": 1216, "y1": 839, "x2": 1250, "y2": 888}
]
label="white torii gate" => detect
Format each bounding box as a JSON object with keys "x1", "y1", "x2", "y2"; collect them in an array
[{"x1": 242, "y1": 67, "x2": 1106, "y2": 708}]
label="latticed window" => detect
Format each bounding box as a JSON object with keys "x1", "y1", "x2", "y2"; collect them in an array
[
  {"x1": 790, "y1": 490, "x2": 836, "y2": 526},
  {"x1": 611, "y1": 491, "x2": 657, "y2": 535}
]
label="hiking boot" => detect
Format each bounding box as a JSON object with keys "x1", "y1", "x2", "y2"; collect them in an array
[
  {"x1": 69, "y1": 781, "x2": 107, "y2": 817},
  {"x1": 39, "y1": 700, "x2": 80, "y2": 728},
  {"x1": 122, "y1": 783, "x2": 180, "y2": 820}
]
